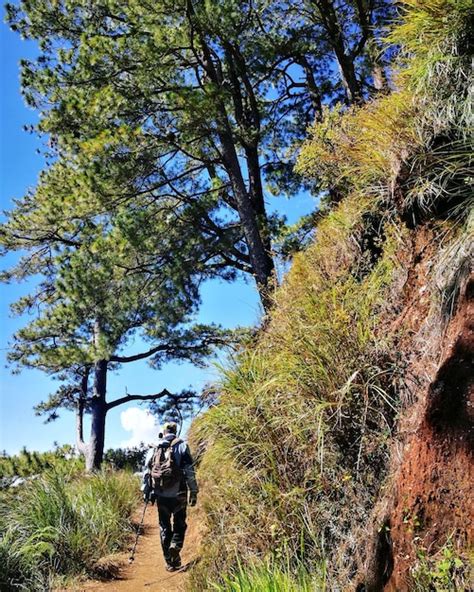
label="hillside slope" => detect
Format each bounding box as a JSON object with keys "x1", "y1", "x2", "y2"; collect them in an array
[{"x1": 189, "y1": 0, "x2": 473, "y2": 590}]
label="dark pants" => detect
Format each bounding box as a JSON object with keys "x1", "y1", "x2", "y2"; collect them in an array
[{"x1": 156, "y1": 495, "x2": 187, "y2": 564}]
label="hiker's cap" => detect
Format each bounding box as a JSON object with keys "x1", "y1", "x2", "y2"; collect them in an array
[{"x1": 163, "y1": 421, "x2": 178, "y2": 434}]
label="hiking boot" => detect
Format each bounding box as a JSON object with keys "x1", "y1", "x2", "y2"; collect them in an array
[{"x1": 168, "y1": 544, "x2": 181, "y2": 568}]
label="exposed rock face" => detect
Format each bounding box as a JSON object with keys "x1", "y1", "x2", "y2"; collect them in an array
[{"x1": 357, "y1": 217, "x2": 473, "y2": 591}]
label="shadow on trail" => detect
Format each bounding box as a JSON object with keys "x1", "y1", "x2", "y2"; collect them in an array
[{"x1": 143, "y1": 558, "x2": 201, "y2": 587}]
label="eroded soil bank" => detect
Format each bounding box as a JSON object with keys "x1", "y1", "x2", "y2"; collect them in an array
[{"x1": 357, "y1": 219, "x2": 473, "y2": 592}]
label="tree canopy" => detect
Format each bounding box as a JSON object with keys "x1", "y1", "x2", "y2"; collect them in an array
[
  {"x1": 3, "y1": 0, "x2": 395, "y2": 467},
  {"x1": 6, "y1": 0, "x2": 394, "y2": 309}
]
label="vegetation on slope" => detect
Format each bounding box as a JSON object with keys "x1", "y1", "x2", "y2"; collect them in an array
[
  {"x1": 192, "y1": 182, "x2": 407, "y2": 591},
  {"x1": 0, "y1": 470, "x2": 139, "y2": 591},
  {"x1": 190, "y1": 0, "x2": 473, "y2": 589}
]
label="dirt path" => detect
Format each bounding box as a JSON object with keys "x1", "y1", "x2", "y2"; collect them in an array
[{"x1": 71, "y1": 505, "x2": 201, "y2": 592}]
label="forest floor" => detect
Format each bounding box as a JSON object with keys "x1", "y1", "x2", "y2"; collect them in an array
[{"x1": 62, "y1": 504, "x2": 201, "y2": 592}]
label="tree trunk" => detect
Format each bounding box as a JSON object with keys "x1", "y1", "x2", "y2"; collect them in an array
[
  {"x1": 367, "y1": 39, "x2": 387, "y2": 92},
  {"x1": 314, "y1": 0, "x2": 363, "y2": 104},
  {"x1": 353, "y1": 0, "x2": 388, "y2": 93},
  {"x1": 220, "y1": 131, "x2": 275, "y2": 311},
  {"x1": 298, "y1": 55, "x2": 323, "y2": 122},
  {"x1": 85, "y1": 359, "x2": 108, "y2": 472},
  {"x1": 336, "y1": 52, "x2": 362, "y2": 103},
  {"x1": 76, "y1": 367, "x2": 89, "y2": 456},
  {"x1": 246, "y1": 145, "x2": 272, "y2": 251},
  {"x1": 187, "y1": 4, "x2": 275, "y2": 312},
  {"x1": 76, "y1": 396, "x2": 87, "y2": 455}
]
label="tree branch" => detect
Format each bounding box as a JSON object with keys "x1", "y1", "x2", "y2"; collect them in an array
[
  {"x1": 109, "y1": 343, "x2": 171, "y2": 364},
  {"x1": 106, "y1": 388, "x2": 173, "y2": 411}
]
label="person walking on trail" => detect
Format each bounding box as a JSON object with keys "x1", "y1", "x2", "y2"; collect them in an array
[{"x1": 142, "y1": 421, "x2": 198, "y2": 572}]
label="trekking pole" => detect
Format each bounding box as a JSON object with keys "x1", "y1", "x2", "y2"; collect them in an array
[{"x1": 129, "y1": 499, "x2": 149, "y2": 563}]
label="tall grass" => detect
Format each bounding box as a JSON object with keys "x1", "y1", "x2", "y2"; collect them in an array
[
  {"x1": 0, "y1": 469, "x2": 139, "y2": 591},
  {"x1": 210, "y1": 558, "x2": 327, "y2": 592},
  {"x1": 297, "y1": 0, "x2": 473, "y2": 220},
  {"x1": 190, "y1": 199, "x2": 405, "y2": 589}
]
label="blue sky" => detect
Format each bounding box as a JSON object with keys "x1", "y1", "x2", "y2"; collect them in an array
[{"x1": 0, "y1": 15, "x2": 316, "y2": 455}]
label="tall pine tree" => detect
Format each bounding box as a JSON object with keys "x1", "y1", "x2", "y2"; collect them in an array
[
  {"x1": 6, "y1": 0, "x2": 393, "y2": 310},
  {"x1": 1, "y1": 159, "x2": 230, "y2": 470}
]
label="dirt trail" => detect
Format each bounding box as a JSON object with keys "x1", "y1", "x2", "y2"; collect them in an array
[{"x1": 73, "y1": 505, "x2": 200, "y2": 592}]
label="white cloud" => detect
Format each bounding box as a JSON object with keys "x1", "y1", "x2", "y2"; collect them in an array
[{"x1": 120, "y1": 407, "x2": 159, "y2": 448}]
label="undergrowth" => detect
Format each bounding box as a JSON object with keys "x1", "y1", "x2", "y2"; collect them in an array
[
  {"x1": 210, "y1": 557, "x2": 327, "y2": 592},
  {"x1": 408, "y1": 542, "x2": 471, "y2": 591},
  {"x1": 0, "y1": 469, "x2": 139, "y2": 591}
]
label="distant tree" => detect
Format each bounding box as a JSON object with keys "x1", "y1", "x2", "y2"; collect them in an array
[
  {"x1": 0, "y1": 160, "x2": 230, "y2": 471},
  {"x1": 6, "y1": 0, "x2": 394, "y2": 311},
  {"x1": 103, "y1": 446, "x2": 147, "y2": 472},
  {"x1": 0, "y1": 445, "x2": 85, "y2": 478}
]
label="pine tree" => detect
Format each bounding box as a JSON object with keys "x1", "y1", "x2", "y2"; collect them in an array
[
  {"x1": 6, "y1": 0, "x2": 393, "y2": 310},
  {"x1": 1, "y1": 159, "x2": 230, "y2": 471},
  {"x1": 3, "y1": 0, "x2": 395, "y2": 468}
]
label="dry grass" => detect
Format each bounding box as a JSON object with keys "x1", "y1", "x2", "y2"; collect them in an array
[
  {"x1": 296, "y1": 92, "x2": 420, "y2": 194},
  {"x1": 189, "y1": 196, "x2": 406, "y2": 589},
  {"x1": 297, "y1": 0, "x2": 473, "y2": 220}
]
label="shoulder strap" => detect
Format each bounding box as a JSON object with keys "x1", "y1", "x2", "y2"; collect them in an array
[{"x1": 166, "y1": 438, "x2": 183, "y2": 464}]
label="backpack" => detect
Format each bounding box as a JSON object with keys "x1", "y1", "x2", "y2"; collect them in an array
[{"x1": 150, "y1": 438, "x2": 183, "y2": 491}]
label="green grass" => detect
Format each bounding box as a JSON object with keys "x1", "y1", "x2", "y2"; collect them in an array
[
  {"x1": 210, "y1": 559, "x2": 327, "y2": 592},
  {"x1": 0, "y1": 469, "x2": 140, "y2": 591}
]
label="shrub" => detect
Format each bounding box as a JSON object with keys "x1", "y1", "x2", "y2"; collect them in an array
[
  {"x1": 0, "y1": 445, "x2": 84, "y2": 479},
  {"x1": 295, "y1": 92, "x2": 419, "y2": 194},
  {"x1": 409, "y1": 543, "x2": 470, "y2": 591},
  {"x1": 103, "y1": 446, "x2": 148, "y2": 471}
]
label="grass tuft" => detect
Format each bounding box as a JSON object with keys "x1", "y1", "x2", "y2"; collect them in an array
[
  {"x1": 210, "y1": 557, "x2": 327, "y2": 592},
  {"x1": 0, "y1": 469, "x2": 139, "y2": 591}
]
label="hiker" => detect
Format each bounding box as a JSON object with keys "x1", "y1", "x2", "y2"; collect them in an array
[{"x1": 142, "y1": 421, "x2": 198, "y2": 572}]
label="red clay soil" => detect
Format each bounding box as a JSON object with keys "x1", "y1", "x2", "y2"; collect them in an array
[
  {"x1": 64, "y1": 504, "x2": 201, "y2": 592},
  {"x1": 386, "y1": 277, "x2": 474, "y2": 590}
]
